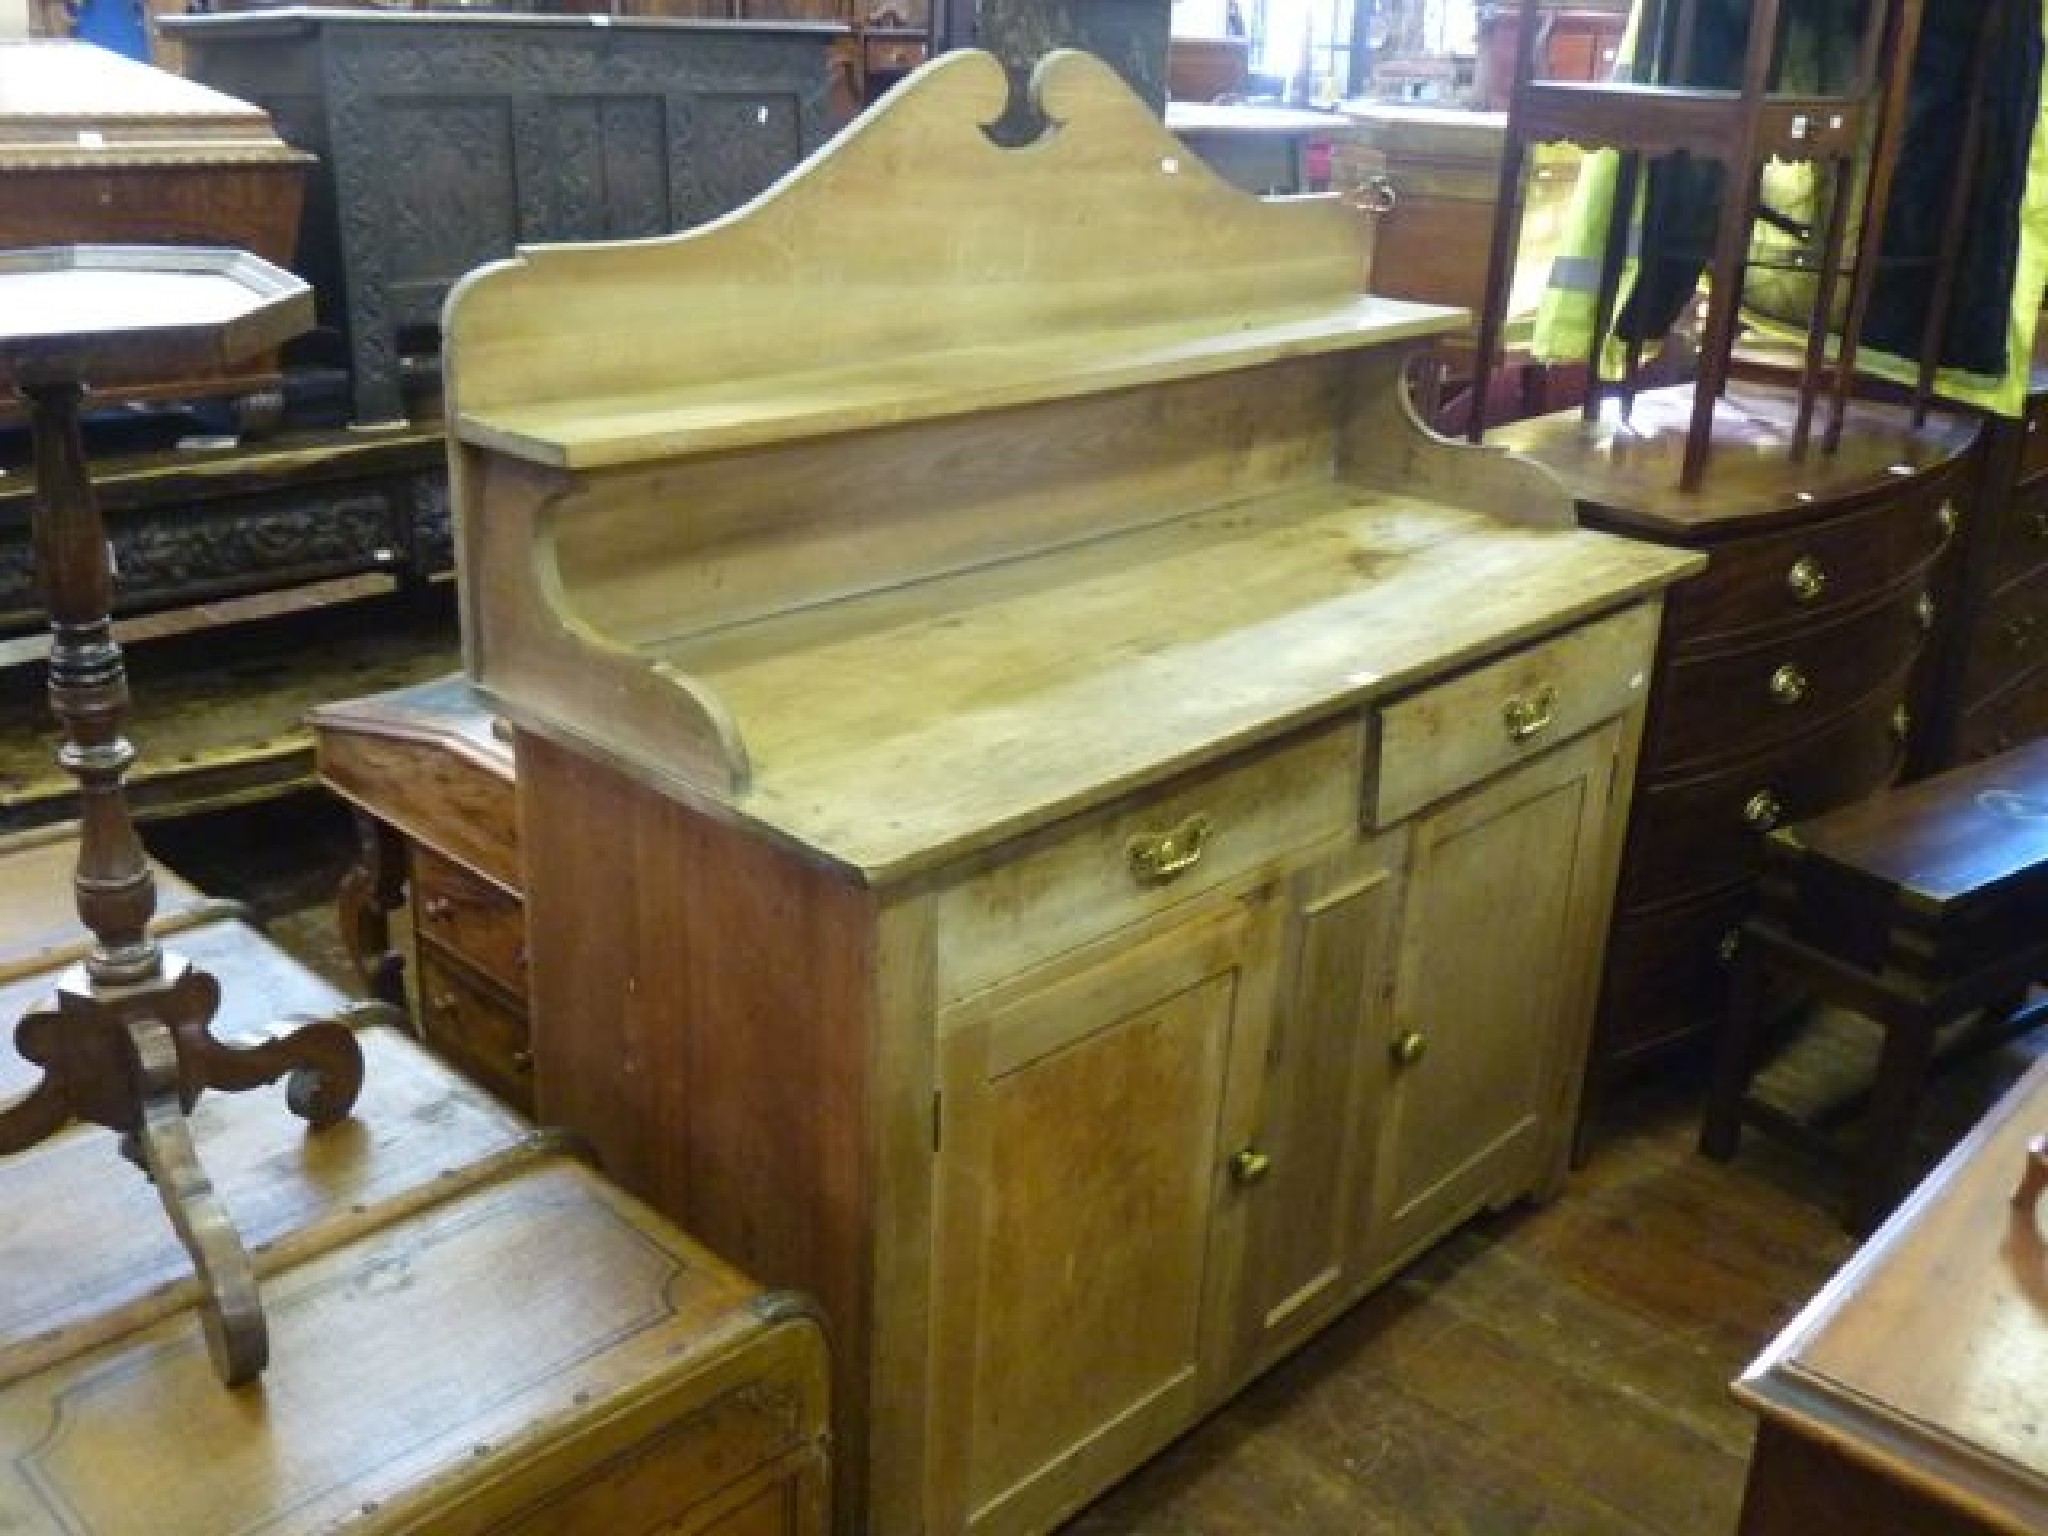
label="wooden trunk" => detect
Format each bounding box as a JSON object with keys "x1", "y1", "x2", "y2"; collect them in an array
[
  {"x1": 0, "y1": 40, "x2": 309, "y2": 421},
  {"x1": 0, "y1": 922, "x2": 831, "y2": 1536}
]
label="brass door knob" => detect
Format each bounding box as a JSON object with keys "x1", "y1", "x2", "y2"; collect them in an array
[
  {"x1": 1230, "y1": 1147, "x2": 1272, "y2": 1185},
  {"x1": 1784, "y1": 556, "x2": 1827, "y2": 604},
  {"x1": 1390, "y1": 1029, "x2": 1428, "y2": 1067},
  {"x1": 1769, "y1": 664, "x2": 1810, "y2": 706}
]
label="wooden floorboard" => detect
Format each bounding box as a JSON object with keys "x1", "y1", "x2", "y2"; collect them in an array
[{"x1": 81, "y1": 806, "x2": 2044, "y2": 1534}]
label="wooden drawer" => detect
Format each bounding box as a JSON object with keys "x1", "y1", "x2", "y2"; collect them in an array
[
  {"x1": 1986, "y1": 475, "x2": 2048, "y2": 592},
  {"x1": 934, "y1": 720, "x2": 1360, "y2": 1005},
  {"x1": 418, "y1": 945, "x2": 534, "y2": 1114},
  {"x1": 414, "y1": 843, "x2": 527, "y2": 998},
  {"x1": 1618, "y1": 677, "x2": 1906, "y2": 911},
  {"x1": 1954, "y1": 659, "x2": 2048, "y2": 761},
  {"x1": 1595, "y1": 885, "x2": 1756, "y2": 1070},
  {"x1": 1647, "y1": 583, "x2": 1932, "y2": 772},
  {"x1": 1371, "y1": 602, "x2": 1658, "y2": 826},
  {"x1": 1662, "y1": 475, "x2": 1958, "y2": 649},
  {"x1": 1958, "y1": 557, "x2": 2048, "y2": 703}
]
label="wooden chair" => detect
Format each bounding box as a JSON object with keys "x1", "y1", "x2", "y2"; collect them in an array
[{"x1": 1467, "y1": 0, "x2": 1932, "y2": 491}]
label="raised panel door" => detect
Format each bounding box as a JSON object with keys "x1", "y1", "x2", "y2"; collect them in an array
[
  {"x1": 928, "y1": 900, "x2": 1272, "y2": 1534},
  {"x1": 1367, "y1": 722, "x2": 1623, "y2": 1272}
]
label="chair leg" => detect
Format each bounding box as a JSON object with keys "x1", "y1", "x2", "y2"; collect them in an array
[
  {"x1": 1848, "y1": 1009, "x2": 1937, "y2": 1235},
  {"x1": 1701, "y1": 922, "x2": 1770, "y2": 1161}
]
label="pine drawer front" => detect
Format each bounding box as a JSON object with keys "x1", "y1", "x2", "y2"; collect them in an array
[
  {"x1": 419, "y1": 945, "x2": 535, "y2": 1114},
  {"x1": 934, "y1": 721, "x2": 1360, "y2": 1006},
  {"x1": 414, "y1": 844, "x2": 527, "y2": 998},
  {"x1": 1370, "y1": 603, "x2": 1657, "y2": 828},
  {"x1": 0, "y1": 1157, "x2": 831, "y2": 1536},
  {"x1": 1661, "y1": 480, "x2": 1956, "y2": 648}
]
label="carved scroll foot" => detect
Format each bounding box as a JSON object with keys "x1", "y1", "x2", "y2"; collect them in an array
[
  {"x1": 0, "y1": 954, "x2": 374, "y2": 1385},
  {"x1": 127, "y1": 1013, "x2": 268, "y2": 1385}
]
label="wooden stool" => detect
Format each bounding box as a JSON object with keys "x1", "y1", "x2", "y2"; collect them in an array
[{"x1": 1700, "y1": 738, "x2": 2048, "y2": 1233}]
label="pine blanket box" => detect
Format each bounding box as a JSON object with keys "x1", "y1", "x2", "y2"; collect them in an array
[{"x1": 0, "y1": 913, "x2": 831, "y2": 1535}]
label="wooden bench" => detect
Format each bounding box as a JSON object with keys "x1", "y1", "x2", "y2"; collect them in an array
[{"x1": 1700, "y1": 738, "x2": 2048, "y2": 1233}]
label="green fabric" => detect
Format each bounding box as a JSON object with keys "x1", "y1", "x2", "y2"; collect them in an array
[{"x1": 1526, "y1": 0, "x2": 2048, "y2": 417}]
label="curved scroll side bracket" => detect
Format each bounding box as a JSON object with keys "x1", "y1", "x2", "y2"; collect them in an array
[{"x1": 1341, "y1": 350, "x2": 1579, "y2": 529}]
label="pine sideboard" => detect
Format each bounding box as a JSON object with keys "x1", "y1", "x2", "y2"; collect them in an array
[{"x1": 444, "y1": 50, "x2": 1699, "y2": 1533}]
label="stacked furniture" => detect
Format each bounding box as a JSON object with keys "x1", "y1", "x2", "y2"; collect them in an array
[
  {"x1": 443, "y1": 48, "x2": 1697, "y2": 1532},
  {"x1": 1491, "y1": 382, "x2": 1979, "y2": 1101},
  {"x1": 0, "y1": 41, "x2": 309, "y2": 426},
  {"x1": 1916, "y1": 369, "x2": 2048, "y2": 768},
  {"x1": 165, "y1": 7, "x2": 852, "y2": 428}
]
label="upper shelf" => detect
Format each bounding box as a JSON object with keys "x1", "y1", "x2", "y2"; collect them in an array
[
  {"x1": 455, "y1": 294, "x2": 1462, "y2": 471},
  {"x1": 445, "y1": 47, "x2": 1457, "y2": 468}
]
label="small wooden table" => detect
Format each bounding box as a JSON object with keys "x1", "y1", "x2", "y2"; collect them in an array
[
  {"x1": 1733, "y1": 1049, "x2": 2048, "y2": 1534},
  {"x1": 1701, "y1": 739, "x2": 2048, "y2": 1232},
  {"x1": 310, "y1": 673, "x2": 529, "y2": 1112}
]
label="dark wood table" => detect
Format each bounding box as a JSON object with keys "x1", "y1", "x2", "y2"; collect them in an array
[{"x1": 1734, "y1": 1048, "x2": 2048, "y2": 1533}]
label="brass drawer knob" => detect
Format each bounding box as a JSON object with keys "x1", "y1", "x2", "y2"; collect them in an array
[
  {"x1": 1390, "y1": 1029, "x2": 1428, "y2": 1067},
  {"x1": 1348, "y1": 173, "x2": 1398, "y2": 215},
  {"x1": 2031, "y1": 507, "x2": 2048, "y2": 542},
  {"x1": 1936, "y1": 499, "x2": 1959, "y2": 539},
  {"x1": 1127, "y1": 813, "x2": 1213, "y2": 886},
  {"x1": 1768, "y1": 663, "x2": 1809, "y2": 706},
  {"x1": 1230, "y1": 1147, "x2": 1272, "y2": 1185},
  {"x1": 1502, "y1": 683, "x2": 1558, "y2": 744},
  {"x1": 1742, "y1": 789, "x2": 1783, "y2": 831},
  {"x1": 1891, "y1": 702, "x2": 1913, "y2": 743},
  {"x1": 1915, "y1": 591, "x2": 1937, "y2": 632},
  {"x1": 1784, "y1": 556, "x2": 1828, "y2": 604}
]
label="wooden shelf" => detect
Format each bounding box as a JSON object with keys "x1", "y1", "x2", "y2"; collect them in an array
[{"x1": 455, "y1": 296, "x2": 1463, "y2": 470}]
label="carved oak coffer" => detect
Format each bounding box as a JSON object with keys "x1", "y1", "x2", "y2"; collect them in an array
[
  {"x1": 164, "y1": 8, "x2": 850, "y2": 428},
  {"x1": 0, "y1": 40, "x2": 310, "y2": 422}
]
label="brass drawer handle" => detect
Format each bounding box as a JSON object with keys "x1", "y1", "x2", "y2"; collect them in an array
[
  {"x1": 1785, "y1": 556, "x2": 1828, "y2": 604},
  {"x1": 1717, "y1": 928, "x2": 1742, "y2": 965},
  {"x1": 1390, "y1": 1029, "x2": 1428, "y2": 1067},
  {"x1": 1742, "y1": 789, "x2": 1783, "y2": 831},
  {"x1": 2031, "y1": 507, "x2": 2048, "y2": 542},
  {"x1": 1936, "y1": 499, "x2": 1959, "y2": 539},
  {"x1": 2007, "y1": 615, "x2": 2040, "y2": 652},
  {"x1": 1127, "y1": 813, "x2": 1213, "y2": 886},
  {"x1": 423, "y1": 896, "x2": 453, "y2": 921},
  {"x1": 1768, "y1": 664, "x2": 1809, "y2": 706},
  {"x1": 1891, "y1": 702, "x2": 1912, "y2": 744},
  {"x1": 1502, "y1": 683, "x2": 1558, "y2": 744},
  {"x1": 512, "y1": 1049, "x2": 535, "y2": 1075},
  {"x1": 1915, "y1": 591, "x2": 1937, "y2": 632},
  {"x1": 1230, "y1": 1147, "x2": 1272, "y2": 1185},
  {"x1": 430, "y1": 992, "x2": 459, "y2": 1018}
]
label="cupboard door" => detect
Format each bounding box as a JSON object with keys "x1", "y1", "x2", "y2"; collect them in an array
[
  {"x1": 1367, "y1": 722, "x2": 1623, "y2": 1273},
  {"x1": 929, "y1": 902, "x2": 1269, "y2": 1535},
  {"x1": 1234, "y1": 836, "x2": 1404, "y2": 1373}
]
